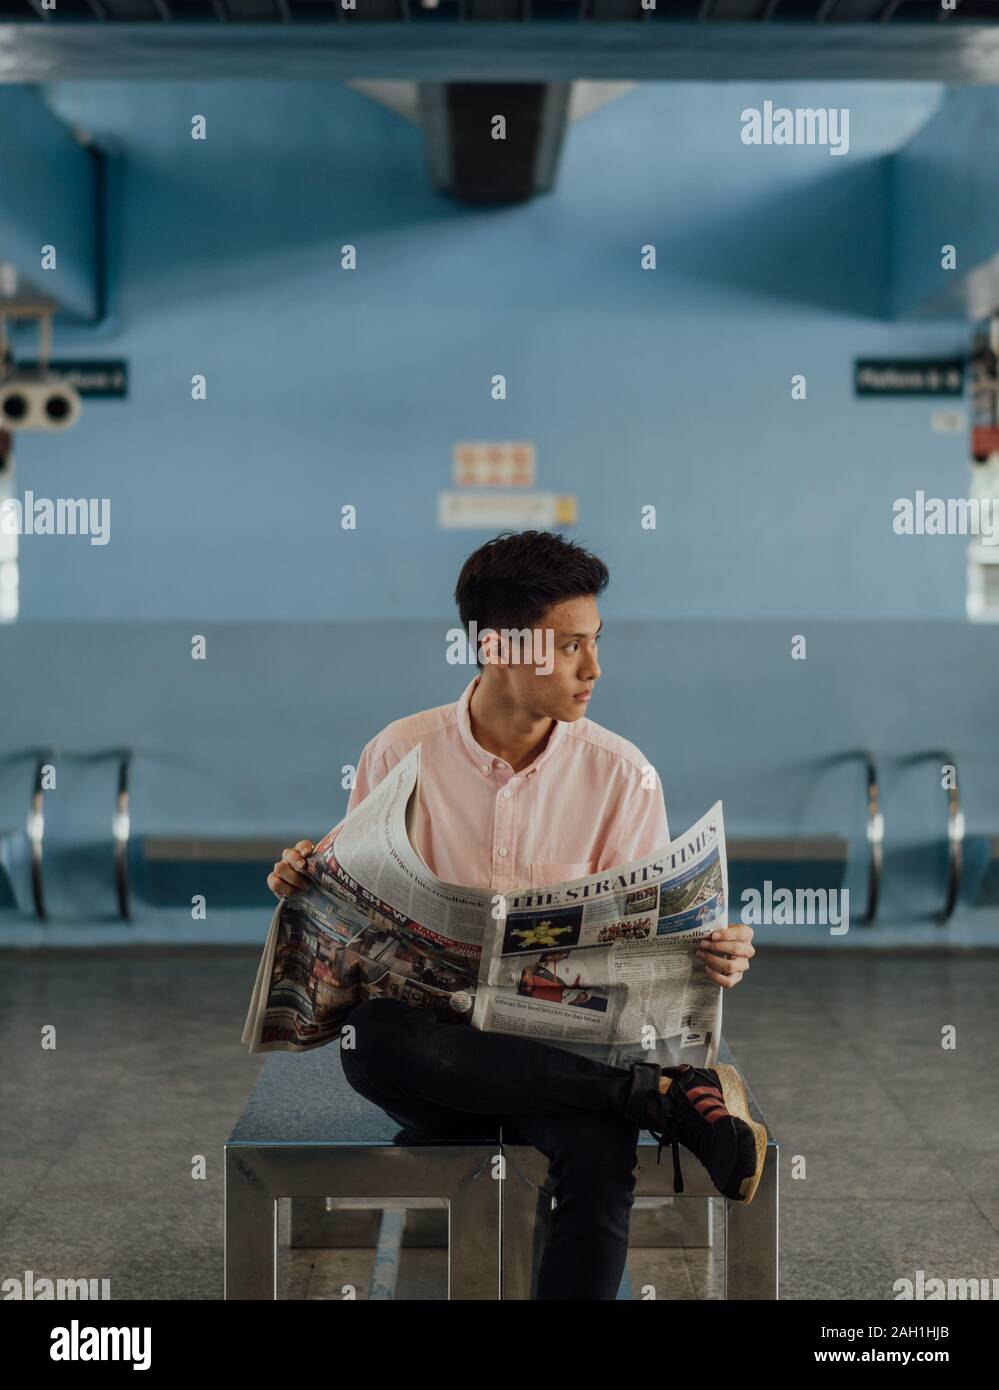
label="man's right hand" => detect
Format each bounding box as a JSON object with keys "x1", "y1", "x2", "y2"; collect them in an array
[{"x1": 267, "y1": 840, "x2": 315, "y2": 899}]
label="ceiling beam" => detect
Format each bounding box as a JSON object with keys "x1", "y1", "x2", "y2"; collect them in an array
[
  {"x1": 2, "y1": 20, "x2": 999, "y2": 83},
  {"x1": 420, "y1": 81, "x2": 570, "y2": 202}
]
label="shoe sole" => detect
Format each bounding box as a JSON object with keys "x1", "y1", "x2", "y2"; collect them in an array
[{"x1": 711, "y1": 1063, "x2": 769, "y2": 1204}]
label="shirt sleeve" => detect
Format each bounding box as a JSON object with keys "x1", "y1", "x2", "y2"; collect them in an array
[{"x1": 600, "y1": 757, "x2": 670, "y2": 869}]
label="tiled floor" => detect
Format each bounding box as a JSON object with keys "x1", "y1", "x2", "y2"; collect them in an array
[{"x1": 1, "y1": 947, "x2": 996, "y2": 1300}]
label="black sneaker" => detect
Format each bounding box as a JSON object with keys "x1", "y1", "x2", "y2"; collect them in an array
[{"x1": 634, "y1": 1062, "x2": 768, "y2": 1203}]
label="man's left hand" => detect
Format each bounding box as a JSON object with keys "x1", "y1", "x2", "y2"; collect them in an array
[{"x1": 695, "y1": 923, "x2": 755, "y2": 990}]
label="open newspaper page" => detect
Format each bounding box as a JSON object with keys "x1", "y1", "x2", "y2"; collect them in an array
[
  {"x1": 238, "y1": 859, "x2": 394, "y2": 1054},
  {"x1": 241, "y1": 744, "x2": 492, "y2": 1053},
  {"x1": 470, "y1": 804, "x2": 727, "y2": 1070},
  {"x1": 242, "y1": 742, "x2": 725, "y2": 1069}
]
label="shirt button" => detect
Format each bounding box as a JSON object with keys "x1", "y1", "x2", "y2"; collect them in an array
[
  {"x1": 501, "y1": 788, "x2": 511, "y2": 799},
  {"x1": 497, "y1": 847, "x2": 508, "y2": 857},
  {"x1": 481, "y1": 764, "x2": 490, "y2": 775}
]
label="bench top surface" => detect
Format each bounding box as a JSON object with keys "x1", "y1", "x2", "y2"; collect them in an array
[
  {"x1": 229, "y1": 1045, "x2": 401, "y2": 1145},
  {"x1": 228, "y1": 1032, "x2": 771, "y2": 1147}
]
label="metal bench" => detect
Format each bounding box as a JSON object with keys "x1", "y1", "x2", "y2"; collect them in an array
[{"x1": 224, "y1": 1036, "x2": 778, "y2": 1301}]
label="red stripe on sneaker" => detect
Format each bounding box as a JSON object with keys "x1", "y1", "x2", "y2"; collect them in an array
[
  {"x1": 688, "y1": 1086, "x2": 725, "y2": 1106},
  {"x1": 687, "y1": 1087, "x2": 728, "y2": 1121}
]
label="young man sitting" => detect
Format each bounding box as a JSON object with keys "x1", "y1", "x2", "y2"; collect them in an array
[{"x1": 268, "y1": 529, "x2": 760, "y2": 1301}]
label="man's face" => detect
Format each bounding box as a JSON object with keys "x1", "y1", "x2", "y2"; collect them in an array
[{"x1": 485, "y1": 594, "x2": 602, "y2": 723}]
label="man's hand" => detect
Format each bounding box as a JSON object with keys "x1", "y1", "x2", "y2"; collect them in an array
[
  {"x1": 696, "y1": 923, "x2": 755, "y2": 989},
  {"x1": 267, "y1": 840, "x2": 315, "y2": 899}
]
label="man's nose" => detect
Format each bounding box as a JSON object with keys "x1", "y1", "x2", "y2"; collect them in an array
[{"x1": 580, "y1": 649, "x2": 601, "y2": 681}]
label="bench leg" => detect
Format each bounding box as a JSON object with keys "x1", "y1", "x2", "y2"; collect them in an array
[
  {"x1": 632, "y1": 1195, "x2": 712, "y2": 1248},
  {"x1": 447, "y1": 1151, "x2": 502, "y2": 1300},
  {"x1": 225, "y1": 1147, "x2": 278, "y2": 1300},
  {"x1": 500, "y1": 1146, "x2": 552, "y2": 1300},
  {"x1": 725, "y1": 1141, "x2": 778, "y2": 1300}
]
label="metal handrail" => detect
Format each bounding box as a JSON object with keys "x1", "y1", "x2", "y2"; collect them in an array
[
  {"x1": 814, "y1": 751, "x2": 882, "y2": 926},
  {"x1": 114, "y1": 749, "x2": 132, "y2": 920},
  {"x1": 898, "y1": 749, "x2": 965, "y2": 925},
  {"x1": 940, "y1": 752, "x2": 964, "y2": 925},
  {"x1": 22, "y1": 747, "x2": 134, "y2": 922},
  {"x1": 861, "y1": 752, "x2": 883, "y2": 926},
  {"x1": 27, "y1": 752, "x2": 52, "y2": 920}
]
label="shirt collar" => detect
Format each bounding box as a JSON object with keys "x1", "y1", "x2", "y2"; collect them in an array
[{"x1": 456, "y1": 673, "x2": 566, "y2": 777}]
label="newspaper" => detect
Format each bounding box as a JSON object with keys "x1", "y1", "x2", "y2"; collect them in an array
[{"x1": 241, "y1": 743, "x2": 725, "y2": 1070}]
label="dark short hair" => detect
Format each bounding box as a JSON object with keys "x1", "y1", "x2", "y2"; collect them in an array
[{"x1": 454, "y1": 530, "x2": 609, "y2": 669}]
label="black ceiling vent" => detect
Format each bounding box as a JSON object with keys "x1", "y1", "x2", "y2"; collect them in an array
[{"x1": 420, "y1": 82, "x2": 571, "y2": 204}]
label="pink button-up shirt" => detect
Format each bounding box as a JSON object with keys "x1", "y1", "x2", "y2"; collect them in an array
[{"x1": 345, "y1": 674, "x2": 669, "y2": 892}]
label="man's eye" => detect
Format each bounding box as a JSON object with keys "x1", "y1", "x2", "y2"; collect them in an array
[{"x1": 565, "y1": 636, "x2": 600, "y2": 652}]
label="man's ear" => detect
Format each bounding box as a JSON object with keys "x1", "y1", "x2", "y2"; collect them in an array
[{"x1": 480, "y1": 627, "x2": 509, "y2": 667}]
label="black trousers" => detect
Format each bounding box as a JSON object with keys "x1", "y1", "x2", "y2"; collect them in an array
[{"x1": 338, "y1": 996, "x2": 660, "y2": 1300}]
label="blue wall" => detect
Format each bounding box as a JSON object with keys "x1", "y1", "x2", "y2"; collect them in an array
[
  {"x1": 10, "y1": 78, "x2": 968, "y2": 621},
  {"x1": 1, "y1": 78, "x2": 994, "y2": 946}
]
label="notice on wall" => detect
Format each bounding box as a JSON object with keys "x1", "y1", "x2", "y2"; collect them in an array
[
  {"x1": 438, "y1": 491, "x2": 577, "y2": 529},
  {"x1": 453, "y1": 441, "x2": 535, "y2": 487}
]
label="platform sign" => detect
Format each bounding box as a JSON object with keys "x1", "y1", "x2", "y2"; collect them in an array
[
  {"x1": 18, "y1": 360, "x2": 128, "y2": 398},
  {"x1": 854, "y1": 359, "x2": 964, "y2": 397}
]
